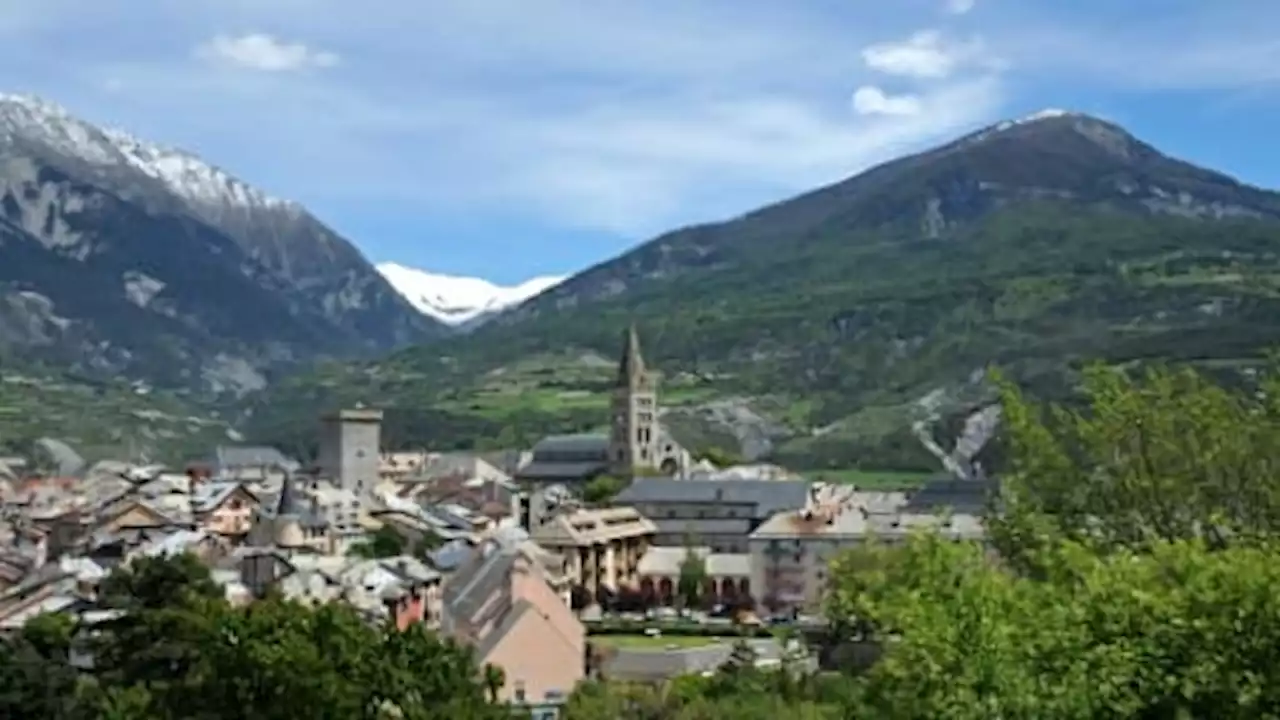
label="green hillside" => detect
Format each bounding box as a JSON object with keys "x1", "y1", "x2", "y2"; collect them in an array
[{"x1": 243, "y1": 113, "x2": 1280, "y2": 471}]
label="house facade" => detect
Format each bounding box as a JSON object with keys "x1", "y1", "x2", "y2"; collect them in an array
[
  {"x1": 439, "y1": 528, "x2": 584, "y2": 716},
  {"x1": 529, "y1": 506, "x2": 655, "y2": 600}
]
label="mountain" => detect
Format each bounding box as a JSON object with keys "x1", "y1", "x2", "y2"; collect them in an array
[
  {"x1": 247, "y1": 110, "x2": 1280, "y2": 471},
  {"x1": 376, "y1": 262, "x2": 565, "y2": 329},
  {"x1": 0, "y1": 93, "x2": 445, "y2": 398}
]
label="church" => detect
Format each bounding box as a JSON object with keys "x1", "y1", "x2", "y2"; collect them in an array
[{"x1": 515, "y1": 326, "x2": 692, "y2": 486}]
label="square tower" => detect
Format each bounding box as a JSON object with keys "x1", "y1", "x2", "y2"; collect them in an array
[
  {"x1": 609, "y1": 325, "x2": 660, "y2": 476},
  {"x1": 317, "y1": 408, "x2": 383, "y2": 501}
]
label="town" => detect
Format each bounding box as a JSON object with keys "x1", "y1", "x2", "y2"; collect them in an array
[{"x1": 0, "y1": 327, "x2": 988, "y2": 717}]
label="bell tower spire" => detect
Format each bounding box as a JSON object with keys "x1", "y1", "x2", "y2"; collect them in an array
[{"x1": 609, "y1": 324, "x2": 658, "y2": 476}]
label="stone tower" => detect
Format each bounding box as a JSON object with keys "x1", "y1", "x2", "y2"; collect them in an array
[
  {"x1": 609, "y1": 325, "x2": 659, "y2": 476},
  {"x1": 316, "y1": 407, "x2": 383, "y2": 504}
]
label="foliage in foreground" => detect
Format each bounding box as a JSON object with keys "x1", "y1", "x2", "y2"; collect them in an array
[
  {"x1": 824, "y1": 363, "x2": 1280, "y2": 719},
  {"x1": 0, "y1": 555, "x2": 506, "y2": 720}
]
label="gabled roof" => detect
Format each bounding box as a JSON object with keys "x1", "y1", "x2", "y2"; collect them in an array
[
  {"x1": 212, "y1": 446, "x2": 299, "y2": 472},
  {"x1": 191, "y1": 481, "x2": 258, "y2": 513},
  {"x1": 615, "y1": 477, "x2": 810, "y2": 518},
  {"x1": 442, "y1": 541, "x2": 518, "y2": 631}
]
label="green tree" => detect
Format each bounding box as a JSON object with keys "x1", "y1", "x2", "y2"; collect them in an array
[
  {"x1": 697, "y1": 447, "x2": 742, "y2": 467},
  {"x1": 582, "y1": 475, "x2": 626, "y2": 504},
  {"x1": 98, "y1": 552, "x2": 222, "y2": 610},
  {"x1": 992, "y1": 364, "x2": 1280, "y2": 570},
  {"x1": 676, "y1": 542, "x2": 707, "y2": 611},
  {"x1": 413, "y1": 529, "x2": 445, "y2": 555},
  {"x1": 482, "y1": 663, "x2": 506, "y2": 703},
  {"x1": 0, "y1": 613, "x2": 87, "y2": 720},
  {"x1": 5, "y1": 554, "x2": 512, "y2": 720},
  {"x1": 349, "y1": 524, "x2": 408, "y2": 558}
]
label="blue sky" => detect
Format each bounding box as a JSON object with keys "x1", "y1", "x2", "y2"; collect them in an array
[{"x1": 0, "y1": 0, "x2": 1278, "y2": 284}]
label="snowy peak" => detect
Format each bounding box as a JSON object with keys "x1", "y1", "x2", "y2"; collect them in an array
[
  {"x1": 962, "y1": 107, "x2": 1129, "y2": 148},
  {"x1": 376, "y1": 262, "x2": 565, "y2": 327},
  {"x1": 0, "y1": 92, "x2": 289, "y2": 211}
]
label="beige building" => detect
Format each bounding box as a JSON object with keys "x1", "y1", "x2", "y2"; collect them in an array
[
  {"x1": 530, "y1": 506, "x2": 655, "y2": 599},
  {"x1": 440, "y1": 527, "x2": 584, "y2": 715},
  {"x1": 748, "y1": 480, "x2": 988, "y2": 614},
  {"x1": 192, "y1": 481, "x2": 260, "y2": 537},
  {"x1": 636, "y1": 545, "x2": 751, "y2": 607}
]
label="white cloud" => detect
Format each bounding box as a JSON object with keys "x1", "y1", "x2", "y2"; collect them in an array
[
  {"x1": 945, "y1": 0, "x2": 975, "y2": 15},
  {"x1": 861, "y1": 30, "x2": 992, "y2": 79},
  {"x1": 194, "y1": 33, "x2": 339, "y2": 72},
  {"x1": 850, "y1": 86, "x2": 923, "y2": 116},
  {"x1": 21, "y1": 1, "x2": 1278, "y2": 241}
]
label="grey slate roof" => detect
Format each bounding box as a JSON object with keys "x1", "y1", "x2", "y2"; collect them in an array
[
  {"x1": 190, "y1": 481, "x2": 252, "y2": 513},
  {"x1": 531, "y1": 433, "x2": 610, "y2": 456},
  {"x1": 615, "y1": 478, "x2": 811, "y2": 518},
  {"x1": 442, "y1": 542, "x2": 517, "y2": 632},
  {"x1": 905, "y1": 476, "x2": 997, "y2": 514},
  {"x1": 258, "y1": 479, "x2": 328, "y2": 531},
  {"x1": 427, "y1": 539, "x2": 473, "y2": 572},
  {"x1": 515, "y1": 461, "x2": 608, "y2": 482},
  {"x1": 212, "y1": 446, "x2": 299, "y2": 472}
]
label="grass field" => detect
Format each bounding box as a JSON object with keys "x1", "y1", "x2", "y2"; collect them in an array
[{"x1": 590, "y1": 634, "x2": 725, "y2": 649}]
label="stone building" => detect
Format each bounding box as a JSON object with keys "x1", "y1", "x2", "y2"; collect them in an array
[
  {"x1": 316, "y1": 408, "x2": 383, "y2": 504},
  {"x1": 516, "y1": 326, "x2": 690, "y2": 487}
]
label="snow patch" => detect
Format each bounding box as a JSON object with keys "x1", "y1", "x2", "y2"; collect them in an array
[
  {"x1": 963, "y1": 107, "x2": 1081, "y2": 145},
  {"x1": 376, "y1": 262, "x2": 565, "y2": 326},
  {"x1": 122, "y1": 271, "x2": 166, "y2": 308}
]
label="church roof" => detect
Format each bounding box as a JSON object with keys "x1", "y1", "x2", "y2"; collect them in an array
[{"x1": 276, "y1": 474, "x2": 301, "y2": 517}]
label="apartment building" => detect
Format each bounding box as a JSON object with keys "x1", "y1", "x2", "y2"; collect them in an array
[
  {"x1": 747, "y1": 479, "x2": 990, "y2": 614},
  {"x1": 530, "y1": 506, "x2": 655, "y2": 599}
]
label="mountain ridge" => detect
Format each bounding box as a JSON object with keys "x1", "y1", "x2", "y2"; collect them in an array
[
  {"x1": 0, "y1": 92, "x2": 445, "y2": 400},
  {"x1": 246, "y1": 109, "x2": 1280, "y2": 472}
]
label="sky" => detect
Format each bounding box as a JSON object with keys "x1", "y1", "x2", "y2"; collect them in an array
[{"x1": 0, "y1": 0, "x2": 1278, "y2": 285}]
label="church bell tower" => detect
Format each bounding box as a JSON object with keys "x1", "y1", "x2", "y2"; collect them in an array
[{"x1": 609, "y1": 325, "x2": 659, "y2": 476}]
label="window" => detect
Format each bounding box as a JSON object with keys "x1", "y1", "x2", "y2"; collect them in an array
[{"x1": 514, "y1": 682, "x2": 527, "y2": 703}]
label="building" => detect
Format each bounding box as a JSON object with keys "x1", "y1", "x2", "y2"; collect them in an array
[
  {"x1": 608, "y1": 326, "x2": 690, "y2": 477},
  {"x1": 439, "y1": 527, "x2": 583, "y2": 717},
  {"x1": 613, "y1": 477, "x2": 810, "y2": 553},
  {"x1": 191, "y1": 482, "x2": 260, "y2": 538},
  {"x1": 636, "y1": 546, "x2": 751, "y2": 607},
  {"x1": 316, "y1": 408, "x2": 383, "y2": 503},
  {"x1": 529, "y1": 506, "x2": 655, "y2": 600},
  {"x1": 516, "y1": 326, "x2": 690, "y2": 487},
  {"x1": 206, "y1": 446, "x2": 299, "y2": 481},
  {"x1": 245, "y1": 476, "x2": 330, "y2": 556},
  {"x1": 747, "y1": 479, "x2": 990, "y2": 614}
]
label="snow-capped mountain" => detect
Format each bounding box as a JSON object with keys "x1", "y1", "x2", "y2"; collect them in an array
[
  {"x1": 377, "y1": 262, "x2": 565, "y2": 328},
  {"x1": 0, "y1": 93, "x2": 291, "y2": 212},
  {"x1": 0, "y1": 92, "x2": 442, "y2": 394}
]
